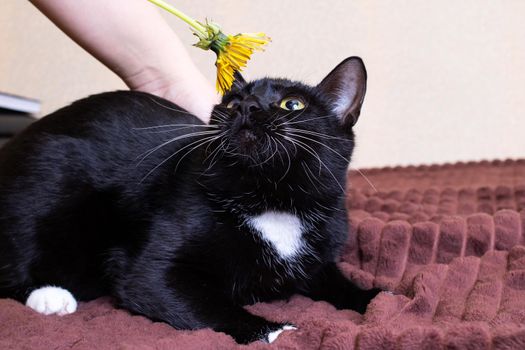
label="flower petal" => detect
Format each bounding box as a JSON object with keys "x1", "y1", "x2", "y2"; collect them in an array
[{"x1": 214, "y1": 33, "x2": 271, "y2": 93}]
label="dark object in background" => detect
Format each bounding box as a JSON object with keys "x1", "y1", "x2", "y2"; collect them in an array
[
  {"x1": 0, "y1": 92, "x2": 40, "y2": 146},
  {"x1": 0, "y1": 92, "x2": 41, "y2": 114}
]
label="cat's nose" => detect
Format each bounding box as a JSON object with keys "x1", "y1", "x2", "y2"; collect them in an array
[{"x1": 238, "y1": 100, "x2": 261, "y2": 115}]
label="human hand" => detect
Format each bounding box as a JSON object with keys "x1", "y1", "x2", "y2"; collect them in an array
[
  {"x1": 124, "y1": 65, "x2": 220, "y2": 123},
  {"x1": 31, "y1": 0, "x2": 220, "y2": 123}
]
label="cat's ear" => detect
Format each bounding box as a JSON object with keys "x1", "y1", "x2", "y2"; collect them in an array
[
  {"x1": 317, "y1": 57, "x2": 367, "y2": 128},
  {"x1": 231, "y1": 71, "x2": 247, "y2": 91}
]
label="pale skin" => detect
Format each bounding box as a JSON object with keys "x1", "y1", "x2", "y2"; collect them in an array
[{"x1": 30, "y1": 0, "x2": 220, "y2": 123}]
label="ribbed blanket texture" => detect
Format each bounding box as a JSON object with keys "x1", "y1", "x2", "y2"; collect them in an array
[{"x1": 1, "y1": 159, "x2": 524, "y2": 349}]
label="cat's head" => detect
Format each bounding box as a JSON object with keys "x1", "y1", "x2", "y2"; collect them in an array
[{"x1": 205, "y1": 57, "x2": 367, "y2": 198}]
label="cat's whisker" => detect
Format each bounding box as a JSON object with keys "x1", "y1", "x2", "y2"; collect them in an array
[
  {"x1": 263, "y1": 134, "x2": 272, "y2": 156},
  {"x1": 211, "y1": 118, "x2": 226, "y2": 126},
  {"x1": 250, "y1": 135, "x2": 279, "y2": 168},
  {"x1": 284, "y1": 135, "x2": 350, "y2": 192},
  {"x1": 210, "y1": 109, "x2": 227, "y2": 119},
  {"x1": 285, "y1": 132, "x2": 349, "y2": 163},
  {"x1": 211, "y1": 116, "x2": 228, "y2": 125},
  {"x1": 277, "y1": 113, "x2": 337, "y2": 127},
  {"x1": 283, "y1": 127, "x2": 353, "y2": 142},
  {"x1": 211, "y1": 112, "x2": 227, "y2": 121},
  {"x1": 140, "y1": 134, "x2": 219, "y2": 183},
  {"x1": 268, "y1": 111, "x2": 279, "y2": 121},
  {"x1": 277, "y1": 133, "x2": 345, "y2": 192},
  {"x1": 286, "y1": 132, "x2": 373, "y2": 193},
  {"x1": 132, "y1": 124, "x2": 219, "y2": 134},
  {"x1": 204, "y1": 130, "x2": 227, "y2": 156},
  {"x1": 301, "y1": 161, "x2": 323, "y2": 189},
  {"x1": 273, "y1": 110, "x2": 295, "y2": 124},
  {"x1": 266, "y1": 134, "x2": 281, "y2": 164},
  {"x1": 210, "y1": 115, "x2": 225, "y2": 123},
  {"x1": 278, "y1": 132, "x2": 321, "y2": 174},
  {"x1": 214, "y1": 109, "x2": 230, "y2": 117},
  {"x1": 267, "y1": 112, "x2": 281, "y2": 131},
  {"x1": 202, "y1": 134, "x2": 229, "y2": 174},
  {"x1": 287, "y1": 137, "x2": 324, "y2": 176},
  {"x1": 263, "y1": 136, "x2": 283, "y2": 169},
  {"x1": 225, "y1": 148, "x2": 257, "y2": 164},
  {"x1": 204, "y1": 138, "x2": 225, "y2": 164},
  {"x1": 254, "y1": 136, "x2": 272, "y2": 167},
  {"x1": 283, "y1": 105, "x2": 308, "y2": 125},
  {"x1": 135, "y1": 130, "x2": 219, "y2": 165},
  {"x1": 137, "y1": 125, "x2": 220, "y2": 134},
  {"x1": 133, "y1": 124, "x2": 218, "y2": 131},
  {"x1": 349, "y1": 167, "x2": 379, "y2": 193},
  {"x1": 211, "y1": 109, "x2": 230, "y2": 121},
  {"x1": 173, "y1": 135, "x2": 221, "y2": 174},
  {"x1": 274, "y1": 137, "x2": 291, "y2": 183},
  {"x1": 203, "y1": 131, "x2": 228, "y2": 161},
  {"x1": 148, "y1": 97, "x2": 194, "y2": 115},
  {"x1": 271, "y1": 137, "x2": 281, "y2": 159},
  {"x1": 136, "y1": 131, "x2": 218, "y2": 166}
]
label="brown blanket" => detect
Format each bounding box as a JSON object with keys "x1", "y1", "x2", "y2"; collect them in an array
[{"x1": 1, "y1": 159, "x2": 524, "y2": 349}]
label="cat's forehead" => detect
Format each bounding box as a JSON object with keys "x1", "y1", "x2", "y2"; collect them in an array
[{"x1": 226, "y1": 78, "x2": 314, "y2": 102}]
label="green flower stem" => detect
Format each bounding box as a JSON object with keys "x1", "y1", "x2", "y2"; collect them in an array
[{"x1": 147, "y1": 0, "x2": 206, "y2": 34}]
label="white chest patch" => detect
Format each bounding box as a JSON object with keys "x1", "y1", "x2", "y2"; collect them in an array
[{"x1": 247, "y1": 211, "x2": 304, "y2": 259}]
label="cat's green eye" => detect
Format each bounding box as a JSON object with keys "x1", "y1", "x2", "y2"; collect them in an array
[{"x1": 279, "y1": 97, "x2": 305, "y2": 111}]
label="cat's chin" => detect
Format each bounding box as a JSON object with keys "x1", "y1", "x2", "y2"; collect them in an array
[
  {"x1": 228, "y1": 128, "x2": 268, "y2": 163},
  {"x1": 237, "y1": 128, "x2": 258, "y2": 149}
]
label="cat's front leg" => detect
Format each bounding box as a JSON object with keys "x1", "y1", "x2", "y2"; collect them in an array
[
  {"x1": 116, "y1": 268, "x2": 292, "y2": 344},
  {"x1": 211, "y1": 307, "x2": 294, "y2": 344},
  {"x1": 299, "y1": 262, "x2": 381, "y2": 313}
]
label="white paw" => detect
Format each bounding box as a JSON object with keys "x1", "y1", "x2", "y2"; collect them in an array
[
  {"x1": 26, "y1": 286, "x2": 77, "y2": 316},
  {"x1": 267, "y1": 325, "x2": 297, "y2": 343}
]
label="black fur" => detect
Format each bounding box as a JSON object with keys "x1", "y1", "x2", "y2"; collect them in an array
[{"x1": 0, "y1": 57, "x2": 380, "y2": 344}]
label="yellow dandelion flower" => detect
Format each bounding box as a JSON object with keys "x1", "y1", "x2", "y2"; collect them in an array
[{"x1": 147, "y1": 0, "x2": 271, "y2": 94}]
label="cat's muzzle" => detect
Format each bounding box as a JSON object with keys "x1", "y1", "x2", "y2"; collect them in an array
[{"x1": 230, "y1": 114, "x2": 267, "y2": 158}]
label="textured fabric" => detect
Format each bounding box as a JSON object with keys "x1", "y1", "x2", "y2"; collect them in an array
[{"x1": 1, "y1": 159, "x2": 524, "y2": 349}]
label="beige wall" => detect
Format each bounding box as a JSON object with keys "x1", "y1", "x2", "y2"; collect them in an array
[{"x1": 1, "y1": 0, "x2": 524, "y2": 168}]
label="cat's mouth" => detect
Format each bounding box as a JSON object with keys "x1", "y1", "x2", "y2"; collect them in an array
[
  {"x1": 221, "y1": 114, "x2": 278, "y2": 166},
  {"x1": 224, "y1": 115, "x2": 272, "y2": 164},
  {"x1": 229, "y1": 115, "x2": 261, "y2": 152},
  {"x1": 238, "y1": 127, "x2": 257, "y2": 145},
  {"x1": 234, "y1": 126, "x2": 260, "y2": 156}
]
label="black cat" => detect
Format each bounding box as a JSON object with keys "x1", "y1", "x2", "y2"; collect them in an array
[{"x1": 0, "y1": 57, "x2": 381, "y2": 344}]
